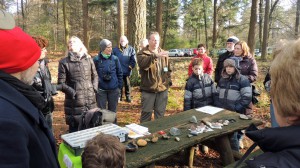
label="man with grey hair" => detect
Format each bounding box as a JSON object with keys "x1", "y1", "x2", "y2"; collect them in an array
[
  {"x1": 0, "y1": 9, "x2": 59, "y2": 167},
  {"x1": 137, "y1": 31, "x2": 172, "y2": 122},
  {"x1": 215, "y1": 36, "x2": 239, "y2": 85},
  {"x1": 112, "y1": 35, "x2": 136, "y2": 103}
]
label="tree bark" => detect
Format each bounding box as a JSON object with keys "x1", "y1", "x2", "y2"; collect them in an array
[
  {"x1": 21, "y1": 0, "x2": 26, "y2": 31},
  {"x1": 156, "y1": 0, "x2": 163, "y2": 45},
  {"x1": 82, "y1": 0, "x2": 89, "y2": 49},
  {"x1": 162, "y1": 0, "x2": 170, "y2": 49},
  {"x1": 261, "y1": 0, "x2": 270, "y2": 60},
  {"x1": 248, "y1": 0, "x2": 258, "y2": 55},
  {"x1": 127, "y1": 0, "x2": 146, "y2": 50},
  {"x1": 63, "y1": 0, "x2": 70, "y2": 49},
  {"x1": 203, "y1": 0, "x2": 208, "y2": 49},
  {"x1": 295, "y1": 0, "x2": 300, "y2": 38},
  {"x1": 258, "y1": 0, "x2": 263, "y2": 51},
  {"x1": 117, "y1": 0, "x2": 124, "y2": 37},
  {"x1": 212, "y1": 0, "x2": 217, "y2": 49}
]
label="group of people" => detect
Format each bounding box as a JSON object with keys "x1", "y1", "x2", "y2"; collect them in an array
[
  {"x1": 1, "y1": 9, "x2": 300, "y2": 168},
  {"x1": 184, "y1": 36, "x2": 257, "y2": 151}
]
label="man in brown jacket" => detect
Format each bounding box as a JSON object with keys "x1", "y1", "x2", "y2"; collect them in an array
[{"x1": 137, "y1": 31, "x2": 172, "y2": 122}]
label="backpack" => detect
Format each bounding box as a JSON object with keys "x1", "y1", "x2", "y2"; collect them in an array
[{"x1": 76, "y1": 108, "x2": 116, "y2": 131}]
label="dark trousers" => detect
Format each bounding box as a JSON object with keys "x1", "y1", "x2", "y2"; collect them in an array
[
  {"x1": 120, "y1": 76, "x2": 131, "y2": 99},
  {"x1": 97, "y1": 88, "x2": 119, "y2": 112}
]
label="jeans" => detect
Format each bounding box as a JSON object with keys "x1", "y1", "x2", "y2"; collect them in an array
[
  {"x1": 270, "y1": 102, "x2": 279, "y2": 127},
  {"x1": 140, "y1": 90, "x2": 168, "y2": 123},
  {"x1": 230, "y1": 132, "x2": 239, "y2": 152},
  {"x1": 97, "y1": 88, "x2": 119, "y2": 113}
]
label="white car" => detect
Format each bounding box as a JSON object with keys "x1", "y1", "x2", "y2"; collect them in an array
[{"x1": 168, "y1": 49, "x2": 184, "y2": 57}]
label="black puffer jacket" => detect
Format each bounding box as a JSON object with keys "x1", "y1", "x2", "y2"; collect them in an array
[{"x1": 58, "y1": 52, "x2": 98, "y2": 124}]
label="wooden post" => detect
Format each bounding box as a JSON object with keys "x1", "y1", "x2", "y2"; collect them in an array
[
  {"x1": 215, "y1": 135, "x2": 235, "y2": 166},
  {"x1": 189, "y1": 147, "x2": 195, "y2": 168}
]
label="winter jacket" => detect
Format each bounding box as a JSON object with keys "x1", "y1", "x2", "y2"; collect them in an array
[
  {"x1": 93, "y1": 53, "x2": 123, "y2": 90},
  {"x1": 244, "y1": 125, "x2": 300, "y2": 167},
  {"x1": 214, "y1": 51, "x2": 234, "y2": 84},
  {"x1": 188, "y1": 53, "x2": 213, "y2": 76},
  {"x1": 233, "y1": 55, "x2": 258, "y2": 83},
  {"x1": 58, "y1": 52, "x2": 98, "y2": 124},
  {"x1": 184, "y1": 73, "x2": 216, "y2": 111},
  {"x1": 32, "y1": 59, "x2": 55, "y2": 115},
  {"x1": 112, "y1": 44, "x2": 136, "y2": 76},
  {"x1": 137, "y1": 46, "x2": 172, "y2": 93},
  {"x1": 215, "y1": 68, "x2": 252, "y2": 114},
  {"x1": 0, "y1": 79, "x2": 59, "y2": 168}
]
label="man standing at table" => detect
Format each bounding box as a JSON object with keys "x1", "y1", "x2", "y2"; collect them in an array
[
  {"x1": 137, "y1": 31, "x2": 172, "y2": 123},
  {"x1": 112, "y1": 35, "x2": 136, "y2": 103}
]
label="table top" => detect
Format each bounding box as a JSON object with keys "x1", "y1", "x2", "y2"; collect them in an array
[{"x1": 125, "y1": 109, "x2": 262, "y2": 168}]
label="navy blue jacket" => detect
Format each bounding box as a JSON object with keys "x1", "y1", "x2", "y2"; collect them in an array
[
  {"x1": 215, "y1": 70, "x2": 252, "y2": 114},
  {"x1": 94, "y1": 53, "x2": 123, "y2": 90},
  {"x1": 0, "y1": 79, "x2": 59, "y2": 168},
  {"x1": 245, "y1": 125, "x2": 300, "y2": 167},
  {"x1": 112, "y1": 44, "x2": 136, "y2": 76}
]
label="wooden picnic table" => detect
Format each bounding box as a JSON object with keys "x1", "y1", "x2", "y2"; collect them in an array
[{"x1": 125, "y1": 108, "x2": 262, "y2": 168}]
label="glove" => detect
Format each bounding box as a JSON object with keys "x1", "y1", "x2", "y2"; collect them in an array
[{"x1": 57, "y1": 84, "x2": 76, "y2": 99}]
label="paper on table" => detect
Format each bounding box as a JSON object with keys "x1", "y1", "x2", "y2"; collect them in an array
[
  {"x1": 125, "y1": 123, "x2": 150, "y2": 139},
  {"x1": 195, "y1": 106, "x2": 224, "y2": 115}
]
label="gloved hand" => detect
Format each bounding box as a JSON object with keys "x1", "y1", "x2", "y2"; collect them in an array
[{"x1": 57, "y1": 84, "x2": 76, "y2": 99}]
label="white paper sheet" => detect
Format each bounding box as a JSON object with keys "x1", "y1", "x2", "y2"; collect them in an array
[{"x1": 195, "y1": 106, "x2": 224, "y2": 115}]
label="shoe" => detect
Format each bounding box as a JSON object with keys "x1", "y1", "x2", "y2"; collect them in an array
[
  {"x1": 126, "y1": 96, "x2": 132, "y2": 103},
  {"x1": 200, "y1": 145, "x2": 209, "y2": 154}
]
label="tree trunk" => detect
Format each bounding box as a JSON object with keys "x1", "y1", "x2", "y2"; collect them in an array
[
  {"x1": 202, "y1": 0, "x2": 208, "y2": 49},
  {"x1": 21, "y1": 0, "x2": 26, "y2": 31},
  {"x1": 248, "y1": 0, "x2": 258, "y2": 55},
  {"x1": 82, "y1": 0, "x2": 89, "y2": 49},
  {"x1": 295, "y1": 0, "x2": 300, "y2": 38},
  {"x1": 261, "y1": 0, "x2": 270, "y2": 60},
  {"x1": 63, "y1": 0, "x2": 70, "y2": 49},
  {"x1": 156, "y1": 0, "x2": 163, "y2": 45},
  {"x1": 148, "y1": 0, "x2": 154, "y2": 30},
  {"x1": 258, "y1": 0, "x2": 263, "y2": 51},
  {"x1": 162, "y1": 0, "x2": 170, "y2": 49},
  {"x1": 212, "y1": 0, "x2": 217, "y2": 49},
  {"x1": 117, "y1": 0, "x2": 124, "y2": 37},
  {"x1": 127, "y1": 0, "x2": 146, "y2": 50}
]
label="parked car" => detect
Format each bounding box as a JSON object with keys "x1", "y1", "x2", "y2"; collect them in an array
[
  {"x1": 217, "y1": 48, "x2": 227, "y2": 55},
  {"x1": 181, "y1": 48, "x2": 193, "y2": 57},
  {"x1": 168, "y1": 49, "x2": 184, "y2": 57},
  {"x1": 254, "y1": 49, "x2": 261, "y2": 57}
]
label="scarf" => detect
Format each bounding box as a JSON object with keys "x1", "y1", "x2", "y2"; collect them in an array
[
  {"x1": 102, "y1": 53, "x2": 111, "y2": 59},
  {"x1": 0, "y1": 70, "x2": 46, "y2": 110}
]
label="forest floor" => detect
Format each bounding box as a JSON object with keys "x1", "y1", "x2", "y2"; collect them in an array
[{"x1": 49, "y1": 55, "x2": 272, "y2": 168}]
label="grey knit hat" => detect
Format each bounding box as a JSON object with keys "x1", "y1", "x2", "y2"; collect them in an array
[
  {"x1": 223, "y1": 59, "x2": 236, "y2": 68},
  {"x1": 99, "y1": 39, "x2": 112, "y2": 52}
]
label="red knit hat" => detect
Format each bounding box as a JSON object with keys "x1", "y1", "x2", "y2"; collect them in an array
[{"x1": 0, "y1": 27, "x2": 41, "y2": 74}]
